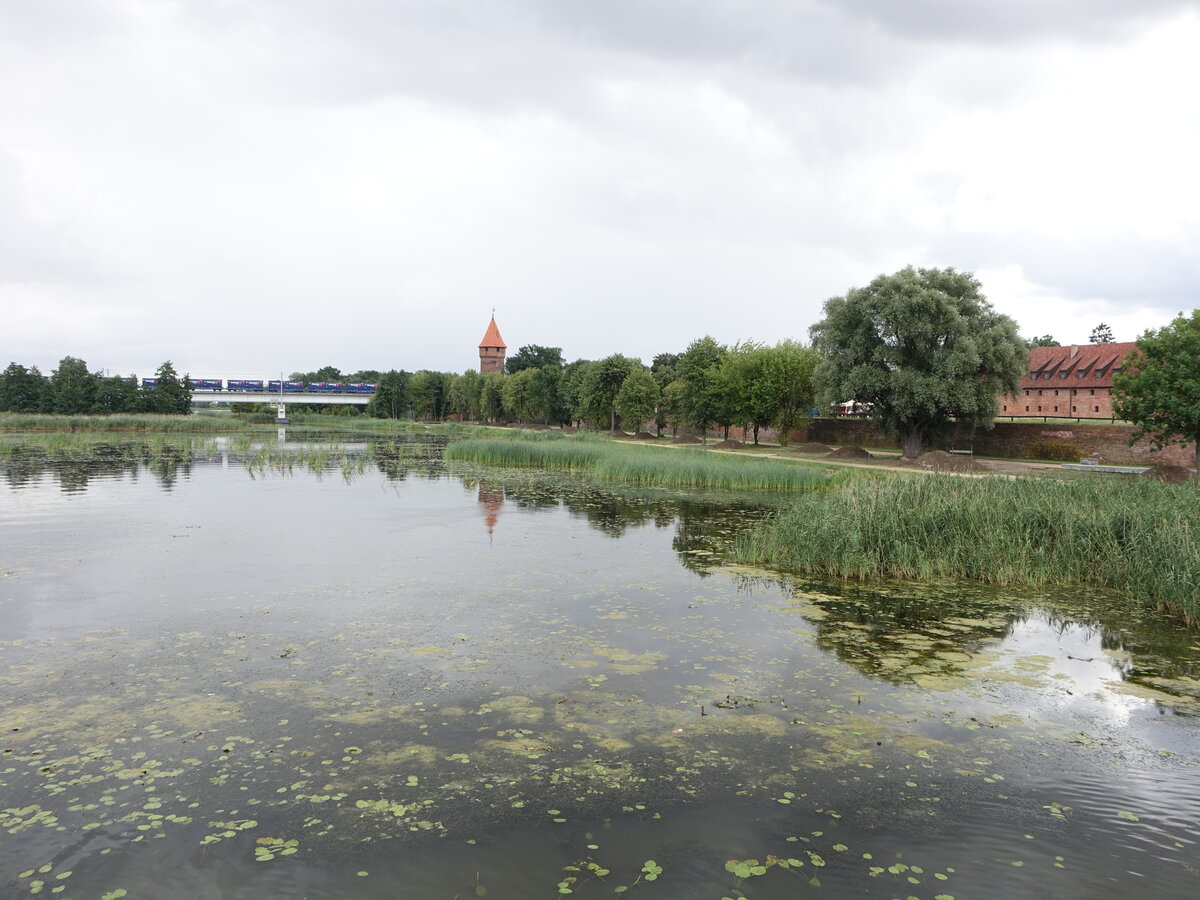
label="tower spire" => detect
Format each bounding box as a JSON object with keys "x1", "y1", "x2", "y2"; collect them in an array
[{"x1": 478, "y1": 314, "x2": 506, "y2": 374}]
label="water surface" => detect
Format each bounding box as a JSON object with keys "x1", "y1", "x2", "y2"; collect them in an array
[{"x1": 1, "y1": 439, "x2": 1198, "y2": 898}]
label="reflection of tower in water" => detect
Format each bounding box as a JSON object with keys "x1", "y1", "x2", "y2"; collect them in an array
[{"x1": 478, "y1": 485, "x2": 504, "y2": 539}]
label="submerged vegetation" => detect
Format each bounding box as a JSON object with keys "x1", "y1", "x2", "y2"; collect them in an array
[
  {"x1": 446, "y1": 437, "x2": 838, "y2": 491},
  {"x1": 736, "y1": 475, "x2": 1200, "y2": 622}
]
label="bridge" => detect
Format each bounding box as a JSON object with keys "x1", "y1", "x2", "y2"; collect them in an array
[
  {"x1": 191, "y1": 390, "x2": 371, "y2": 422},
  {"x1": 192, "y1": 391, "x2": 371, "y2": 406}
]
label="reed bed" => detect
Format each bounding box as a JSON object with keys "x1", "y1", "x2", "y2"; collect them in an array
[
  {"x1": 0, "y1": 430, "x2": 221, "y2": 459},
  {"x1": 0, "y1": 413, "x2": 245, "y2": 433},
  {"x1": 735, "y1": 474, "x2": 1200, "y2": 622},
  {"x1": 445, "y1": 438, "x2": 832, "y2": 491}
]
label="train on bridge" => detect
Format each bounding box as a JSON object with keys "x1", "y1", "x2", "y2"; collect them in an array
[{"x1": 140, "y1": 379, "x2": 378, "y2": 394}]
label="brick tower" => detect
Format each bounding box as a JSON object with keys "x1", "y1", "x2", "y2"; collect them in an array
[{"x1": 478, "y1": 315, "x2": 507, "y2": 375}]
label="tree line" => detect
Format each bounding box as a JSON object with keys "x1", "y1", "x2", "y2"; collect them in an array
[
  {"x1": 359, "y1": 338, "x2": 822, "y2": 444},
  {"x1": 8, "y1": 267, "x2": 1193, "y2": 462},
  {"x1": 0, "y1": 358, "x2": 192, "y2": 415}
]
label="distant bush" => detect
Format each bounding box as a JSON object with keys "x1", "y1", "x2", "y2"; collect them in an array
[{"x1": 1019, "y1": 437, "x2": 1093, "y2": 461}]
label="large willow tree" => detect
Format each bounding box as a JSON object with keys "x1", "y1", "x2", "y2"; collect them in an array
[{"x1": 810, "y1": 266, "x2": 1026, "y2": 458}]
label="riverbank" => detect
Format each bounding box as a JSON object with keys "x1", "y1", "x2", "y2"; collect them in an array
[{"x1": 734, "y1": 474, "x2": 1200, "y2": 623}]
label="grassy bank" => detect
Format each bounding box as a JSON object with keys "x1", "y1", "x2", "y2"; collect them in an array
[
  {"x1": 735, "y1": 475, "x2": 1199, "y2": 622},
  {"x1": 0, "y1": 412, "x2": 248, "y2": 433},
  {"x1": 445, "y1": 438, "x2": 836, "y2": 491}
]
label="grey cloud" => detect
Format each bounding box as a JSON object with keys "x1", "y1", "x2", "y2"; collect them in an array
[
  {"x1": 830, "y1": 0, "x2": 1200, "y2": 44},
  {"x1": 934, "y1": 229, "x2": 1200, "y2": 311}
]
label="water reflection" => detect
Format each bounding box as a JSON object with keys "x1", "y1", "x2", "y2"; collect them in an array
[
  {"x1": 728, "y1": 572, "x2": 1200, "y2": 719},
  {"x1": 478, "y1": 485, "x2": 503, "y2": 537},
  {"x1": 3, "y1": 434, "x2": 1200, "y2": 898}
]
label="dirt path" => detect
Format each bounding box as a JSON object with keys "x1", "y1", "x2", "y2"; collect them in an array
[{"x1": 616, "y1": 440, "x2": 1067, "y2": 478}]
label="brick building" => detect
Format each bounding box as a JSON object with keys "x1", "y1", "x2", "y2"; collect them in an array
[
  {"x1": 1000, "y1": 342, "x2": 1136, "y2": 419},
  {"x1": 478, "y1": 316, "x2": 507, "y2": 375}
]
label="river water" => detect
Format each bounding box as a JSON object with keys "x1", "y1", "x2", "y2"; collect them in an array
[{"x1": 1, "y1": 436, "x2": 1198, "y2": 898}]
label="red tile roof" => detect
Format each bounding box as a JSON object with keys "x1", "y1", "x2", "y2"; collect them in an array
[
  {"x1": 1019, "y1": 342, "x2": 1137, "y2": 390},
  {"x1": 479, "y1": 316, "x2": 506, "y2": 349}
]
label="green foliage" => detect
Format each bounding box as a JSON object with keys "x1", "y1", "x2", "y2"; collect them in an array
[
  {"x1": 140, "y1": 361, "x2": 193, "y2": 415},
  {"x1": 290, "y1": 364, "x2": 344, "y2": 382},
  {"x1": 660, "y1": 380, "x2": 686, "y2": 436},
  {"x1": 535, "y1": 365, "x2": 566, "y2": 424},
  {"x1": 92, "y1": 374, "x2": 140, "y2": 414},
  {"x1": 718, "y1": 341, "x2": 820, "y2": 444},
  {"x1": 1026, "y1": 335, "x2": 1059, "y2": 348},
  {"x1": 810, "y1": 266, "x2": 1026, "y2": 457},
  {"x1": 557, "y1": 360, "x2": 593, "y2": 425},
  {"x1": 48, "y1": 356, "x2": 98, "y2": 414},
  {"x1": 579, "y1": 355, "x2": 640, "y2": 431},
  {"x1": 1090, "y1": 323, "x2": 1115, "y2": 344},
  {"x1": 408, "y1": 370, "x2": 447, "y2": 420},
  {"x1": 446, "y1": 437, "x2": 833, "y2": 491},
  {"x1": 1018, "y1": 437, "x2": 1092, "y2": 461},
  {"x1": 0, "y1": 363, "x2": 48, "y2": 412},
  {"x1": 736, "y1": 475, "x2": 1200, "y2": 622},
  {"x1": 505, "y1": 344, "x2": 563, "y2": 375},
  {"x1": 368, "y1": 370, "x2": 411, "y2": 419},
  {"x1": 501, "y1": 368, "x2": 537, "y2": 421},
  {"x1": 479, "y1": 372, "x2": 506, "y2": 422},
  {"x1": 446, "y1": 369, "x2": 481, "y2": 421},
  {"x1": 676, "y1": 336, "x2": 726, "y2": 437},
  {"x1": 615, "y1": 368, "x2": 659, "y2": 433},
  {"x1": 1113, "y1": 310, "x2": 1200, "y2": 462}
]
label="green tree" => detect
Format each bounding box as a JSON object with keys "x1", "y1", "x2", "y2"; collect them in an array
[
  {"x1": 0, "y1": 363, "x2": 48, "y2": 412},
  {"x1": 1090, "y1": 323, "x2": 1115, "y2": 344},
  {"x1": 764, "y1": 340, "x2": 822, "y2": 445},
  {"x1": 140, "y1": 361, "x2": 192, "y2": 415},
  {"x1": 1026, "y1": 335, "x2": 1059, "y2": 348},
  {"x1": 48, "y1": 356, "x2": 99, "y2": 414},
  {"x1": 722, "y1": 341, "x2": 820, "y2": 445},
  {"x1": 501, "y1": 368, "x2": 536, "y2": 421},
  {"x1": 579, "y1": 354, "x2": 639, "y2": 431},
  {"x1": 92, "y1": 374, "x2": 140, "y2": 413},
  {"x1": 526, "y1": 364, "x2": 562, "y2": 424},
  {"x1": 558, "y1": 360, "x2": 593, "y2": 426},
  {"x1": 368, "y1": 370, "x2": 410, "y2": 419},
  {"x1": 676, "y1": 336, "x2": 726, "y2": 441},
  {"x1": 408, "y1": 370, "x2": 447, "y2": 420},
  {"x1": 1112, "y1": 310, "x2": 1200, "y2": 470},
  {"x1": 660, "y1": 380, "x2": 686, "y2": 437},
  {"x1": 448, "y1": 369, "x2": 481, "y2": 421},
  {"x1": 810, "y1": 266, "x2": 1025, "y2": 458},
  {"x1": 505, "y1": 345, "x2": 564, "y2": 375},
  {"x1": 479, "y1": 372, "x2": 506, "y2": 422},
  {"x1": 615, "y1": 367, "x2": 660, "y2": 434}
]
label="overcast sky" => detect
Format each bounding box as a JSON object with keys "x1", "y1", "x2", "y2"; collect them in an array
[{"x1": 3, "y1": 0, "x2": 1198, "y2": 378}]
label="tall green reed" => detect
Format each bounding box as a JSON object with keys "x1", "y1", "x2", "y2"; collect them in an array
[{"x1": 735, "y1": 474, "x2": 1200, "y2": 622}]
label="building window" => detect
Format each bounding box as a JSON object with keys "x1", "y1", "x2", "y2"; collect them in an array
[
  {"x1": 1072, "y1": 405, "x2": 1077, "y2": 412},
  {"x1": 1053, "y1": 406, "x2": 1058, "y2": 412},
  {"x1": 1037, "y1": 406, "x2": 1042, "y2": 412},
  {"x1": 1054, "y1": 390, "x2": 1059, "y2": 396},
  {"x1": 1089, "y1": 389, "x2": 1094, "y2": 395},
  {"x1": 1025, "y1": 406, "x2": 1029, "y2": 412}
]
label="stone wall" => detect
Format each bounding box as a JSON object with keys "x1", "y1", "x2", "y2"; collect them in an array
[{"x1": 785, "y1": 419, "x2": 1195, "y2": 467}]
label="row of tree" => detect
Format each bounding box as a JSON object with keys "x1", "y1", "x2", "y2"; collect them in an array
[
  {"x1": 359, "y1": 338, "x2": 821, "y2": 443},
  {"x1": 7, "y1": 267, "x2": 1193, "y2": 463},
  {"x1": 0, "y1": 359, "x2": 192, "y2": 415}
]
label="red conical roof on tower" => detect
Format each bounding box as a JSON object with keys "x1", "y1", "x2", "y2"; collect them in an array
[{"x1": 479, "y1": 316, "x2": 506, "y2": 349}]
